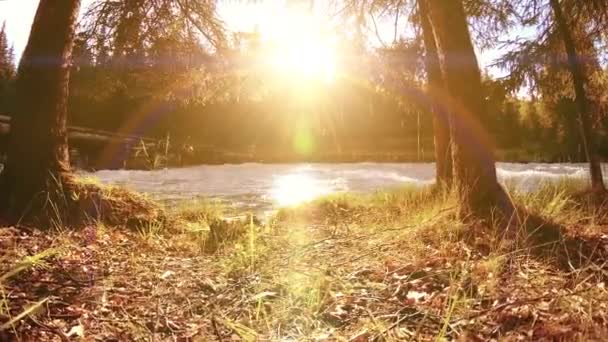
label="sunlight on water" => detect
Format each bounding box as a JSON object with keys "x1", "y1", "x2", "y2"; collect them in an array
[
  {"x1": 91, "y1": 162, "x2": 605, "y2": 214},
  {"x1": 271, "y1": 173, "x2": 331, "y2": 206}
]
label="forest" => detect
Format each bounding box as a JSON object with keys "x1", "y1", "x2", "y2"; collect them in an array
[
  {"x1": 0, "y1": 0, "x2": 607, "y2": 340},
  {"x1": 1, "y1": 0, "x2": 608, "y2": 167}
]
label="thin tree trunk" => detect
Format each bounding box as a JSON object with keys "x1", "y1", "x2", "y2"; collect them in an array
[
  {"x1": 419, "y1": 0, "x2": 452, "y2": 188},
  {"x1": 549, "y1": 0, "x2": 606, "y2": 192},
  {"x1": 0, "y1": 0, "x2": 81, "y2": 219},
  {"x1": 425, "y1": 0, "x2": 511, "y2": 217}
]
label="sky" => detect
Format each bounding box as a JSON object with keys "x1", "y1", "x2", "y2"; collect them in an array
[
  {"x1": 0, "y1": 0, "x2": 505, "y2": 75},
  {"x1": 0, "y1": 0, "x2": 49, "y2": 61}
]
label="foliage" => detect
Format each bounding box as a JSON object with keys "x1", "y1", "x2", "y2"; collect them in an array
[
  {"x1": 55, "y1": 0, "x2": 608, "y2": 166},
  {"x1": 0, "y1": 22, "x2": 15, "y2": 113},
  {"x1": 3, "y1": 0, "x2": 608, "y2": 336}
]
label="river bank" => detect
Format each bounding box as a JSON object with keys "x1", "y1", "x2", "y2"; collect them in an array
[
  {"x1": 122, "y1": 148, "x2": 588, "y2": 170},
  {"x1": 89, "y1": 162, "x2": 603, "y2": 216},
  {"x1": 1, "y1": 181, "x2": 607, "y2": 340},
  {"x1": 65, "y1": 144, "x2": 593, "y2": 170}
]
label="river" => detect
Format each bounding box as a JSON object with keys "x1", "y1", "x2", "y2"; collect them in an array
[{"x1": 88, "y1": 163, "x2": 600, "y2": 216}]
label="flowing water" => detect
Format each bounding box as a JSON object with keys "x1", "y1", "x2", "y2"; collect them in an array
[{"x1": 88, "y1": 163, "x2": 601, "y2": 216}]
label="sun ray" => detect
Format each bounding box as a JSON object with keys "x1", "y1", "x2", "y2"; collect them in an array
[{"x1": 256, "y1": 6, "x2": 337, "y2": 84}]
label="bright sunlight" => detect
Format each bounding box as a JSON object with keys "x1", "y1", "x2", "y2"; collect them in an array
[
  {"x1": 271, "y1": 173, "x2": 331, "y2": 206},
  {"x1": 5, "y1": 0, "x2": 608, "y2": 340},
  {"x1": 260, "y1": 7, "x2": 337, "y2": 83}
]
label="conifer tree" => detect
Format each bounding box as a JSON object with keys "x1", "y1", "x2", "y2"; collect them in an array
[
  {"x1": 424, "y1": 0, "x2": 512, "y2": 217},
  {"x1": 0, "y1": 1, "x2": 81, "y2": 220},
  {"x1": 0, "y1": 22, "x2": 15, "y2": 82}
]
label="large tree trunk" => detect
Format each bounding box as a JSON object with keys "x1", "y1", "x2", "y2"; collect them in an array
[
  {"x1": 425, "y1": 0, "x2": 511, "y2": 217},
  {"x1": 550, "y1": 0, "x2": 606, "y2": 193},
  {"x1": 0, "y1": 0, "x2": 81, "y2": 219},
  {"x1": 418, "y1": 0, "x2": 452, "y2": 188}
]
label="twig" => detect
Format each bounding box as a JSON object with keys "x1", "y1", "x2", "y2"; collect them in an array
[
  {"x1": 0, "y1": 297, "x2": 49, "y2": 331},
  {"x1": 29, "y1": 317, "x2": 69, "y2": 342},
  {"x1": 331, "y1": 248, "x2": 382, "y2": 267},
  {"x1": 456, "y1": 285, "x2": 596, "y2": 323},
  {"x1": 300, "y1": 236, "x2": 335, "y2": 249},
  {"x1": 372, "y1": 311, "x2": 418, "y2": 340},
  {"x1": 211, "y1": 316, "x2": 224, "y2": 342}
]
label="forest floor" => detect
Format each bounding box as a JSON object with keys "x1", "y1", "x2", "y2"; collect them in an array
[{"x1": 1, "y1": 181, "x2": 607, "y2": 341}]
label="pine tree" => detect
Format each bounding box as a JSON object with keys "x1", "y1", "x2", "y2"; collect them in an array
[
  {"x1": 0, "y1": 0, "x2": 81, "y2": 220},
  {"x1": 7, "y1": 44, "x2": 15, "y2": 75},
  {"x1": 0, "y1": 21, "x2": 15, "y2": 114},
  {"x1": 495, "y1": 0, "x2": 607, "y2": 193},
  {"x1": 424, "y1": 0, "x2": 513, "y2": 218},
  {"x1": 0, "y1": 21, "x2": 15, "y2": 82},
  {"x1": 418, "y1": 0, "x2": 452, "y2": 188},
  {"x1": 0, "y1": 22, "x2": 7, "y2": 77},
  {"x1": 524, "y1": 101, "x2": 542, "y2": 145},
  {"x1": 549, "y1": 0, "x2": 606, "y2": 192}
]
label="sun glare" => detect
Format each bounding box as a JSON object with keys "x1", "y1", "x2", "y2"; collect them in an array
[
  {"x1": 271, "y1": 173, "x2": 330, "y2": 207},
  {"x1": 262, "y1": 8, "x2": 337, "y2": 83},
  {"x1": 271, "y1": 41, "x2": 336, "y2": 83}
]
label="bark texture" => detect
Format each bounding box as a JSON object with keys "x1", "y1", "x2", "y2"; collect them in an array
[
  {"x1": 0, "y1": 0, "x2": 81, "y2": 219},
  {"x1": 419, "y1": 0, "x2": 452, "y2": 188},
  {"x1": 425, "y1": 0, "x2": 511, "y2": 217},
  {"x1": 549, "y1": 0, "x2": 606, "y2": 192}
]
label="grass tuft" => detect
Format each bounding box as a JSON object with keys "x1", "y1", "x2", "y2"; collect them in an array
[{"x1": 1, "y1": 180, "x2": 607, "y2": 340}]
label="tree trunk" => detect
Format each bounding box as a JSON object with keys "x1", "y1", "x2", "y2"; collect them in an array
[
  {"x1": 418, "y1": 0, "x2": 452, "y2": 188},
  {"x1": 425, "y1": 0, "x2": 511, "y2": 217},
  {"x1": 550, "y1": 0, "x2": 606, "y2": 192},
  {"x1": 0, "y1": 0, "x2": 81, "y2": 219}
]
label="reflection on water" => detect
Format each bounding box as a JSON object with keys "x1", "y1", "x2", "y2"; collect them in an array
[
  {"x1": 89, "y1": 162, "x2": 605, "y2": 215},
  {"x1": 271, "y1": 173, "x2": 332, "y2": 206}
]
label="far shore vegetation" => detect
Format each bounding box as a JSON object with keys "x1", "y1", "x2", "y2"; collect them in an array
[{"x1": 1, "y1": 0, "x2": 608, "y2": 340}]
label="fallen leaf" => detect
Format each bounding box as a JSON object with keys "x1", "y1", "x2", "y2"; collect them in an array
[
  {"x1": 406, "y1": 290, "x2": 427, "y2": 303},
  {"x1": 160, "y1": 270, "x2": 174, "y2": 280},
  {"x1": 66, "y1": 324, "x2": 85, "y2": 338}
]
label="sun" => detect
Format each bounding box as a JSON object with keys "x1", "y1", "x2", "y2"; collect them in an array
[
  {"x1": 261, "y1": 8, "x2": 337, "y2": 83},
  {"x1": 271, "y1": 39, "x2": 336, "y2": 83}
]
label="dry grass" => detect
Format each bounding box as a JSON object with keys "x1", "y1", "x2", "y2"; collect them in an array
[
  {"x1": 70, "y1": 178, "x2": 164, "y2": 228},
  {"x1": 1, "y1": 180, "x2": 607, "y2": 340},
  {"x1": 14, "y1": 176, "x2": 164, "y2": 230}
]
